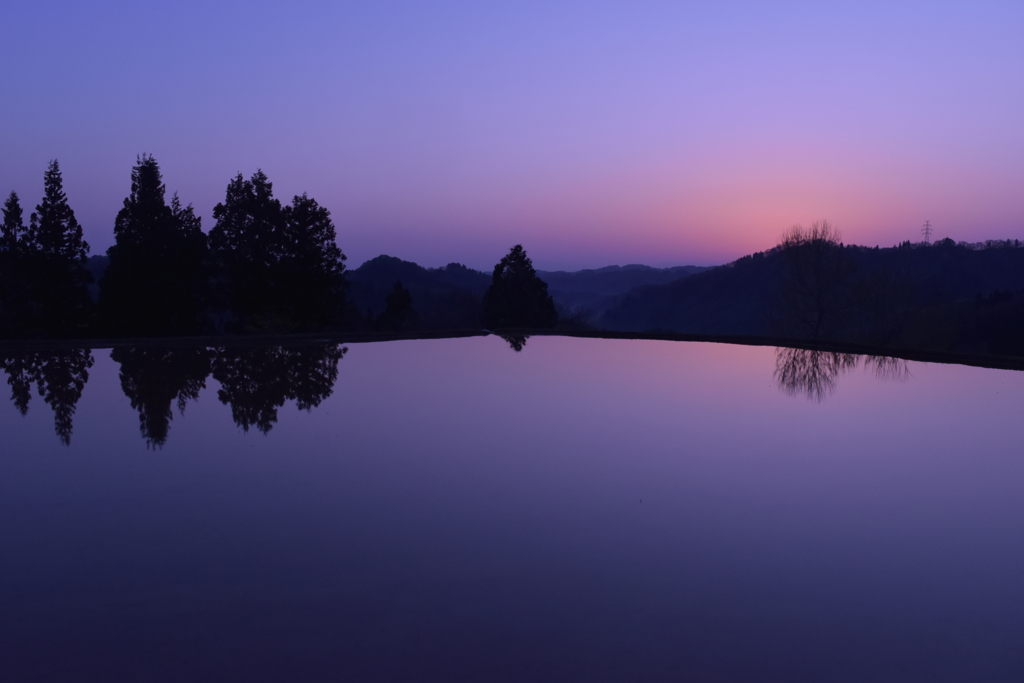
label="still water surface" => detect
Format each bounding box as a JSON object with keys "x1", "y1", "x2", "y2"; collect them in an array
[{"x1": 2, "y1": 336, "x2": 1023, "y2": 681}]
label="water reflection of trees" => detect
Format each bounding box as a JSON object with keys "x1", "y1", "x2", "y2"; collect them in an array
[
  {"x1": 107, "y1": 343, "x2": 347, "y2": 442},
  {"x1": 112, "y1": 347, "x2": 211, "y2": 448},
  {"x1": 1, "y1": 349, "x2": 94, "y2": 445},
  {"x1": 864, "y1": 354, "x2": 911, "y2": 382},
  {"x1": 500, "y1": 334, "x2": 528, "y2": 352},
  {"x1": 212, "y1": 344, "x2": 346, "y2": 433},
  {"x1": 774, "y1": 347, "x2": 909, "y2": 402}
]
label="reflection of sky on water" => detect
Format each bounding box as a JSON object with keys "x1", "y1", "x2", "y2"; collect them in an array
[{"x1": 2, "y1": 337, "x2": 1023, "y2": 680}]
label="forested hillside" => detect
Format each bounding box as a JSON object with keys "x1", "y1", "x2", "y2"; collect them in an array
[
  {"x1": 601, "y1": 235, "x2": 1024, "y2": 356},
  {"x1": 538, "y1": 265, "x2": 708, "y2": 318}
]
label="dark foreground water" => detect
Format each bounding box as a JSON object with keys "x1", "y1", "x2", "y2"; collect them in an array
[{"x1": 2, "y1": 336, "x2": 1023, "y2": 681}]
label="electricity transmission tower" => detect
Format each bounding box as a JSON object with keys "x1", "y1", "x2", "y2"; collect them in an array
[{"x1": 922, "y1": 220, "x2": 933, "y2": 244}]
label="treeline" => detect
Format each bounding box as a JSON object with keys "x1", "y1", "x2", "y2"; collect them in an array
[{"x1": 0, "y1": 156, "x2": 558, "y2": 338}]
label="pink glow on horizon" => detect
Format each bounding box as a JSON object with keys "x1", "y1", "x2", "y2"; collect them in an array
[{"x1": 1, "y1": 2, "x2": 1022, "y2": 271}]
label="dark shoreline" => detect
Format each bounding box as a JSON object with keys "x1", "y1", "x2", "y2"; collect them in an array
[{"x1": 3, "y1": 328, "x2": 1024, "y2": 373}]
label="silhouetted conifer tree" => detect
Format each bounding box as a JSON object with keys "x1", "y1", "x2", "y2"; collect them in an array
[
  {"x1": 28, "y1": 161, "x2": 89, "y2": 262},
  {"x1": 99, "y1": 155, "x2": 208, "y2": 335},
  {"x1": 112, "y1": 346, "x2": 211, "y2": 447},
  {"x1": 14, "y1": 161, "x2": 94, "y2": 336},
  {"x1": 481, "y1": 245, "x2": 557, "y2": 329},
  {"x1": 2, "y1": 192, "x2": 27, "y2": 253},
  {"x1": 375, "y1": 280, "x2": 417, "y2": 331},
  {"x1": 0, "y1": 193, "x2": 31, "y2": 333},
  {"x1": 209, "y1": 172, "x2": 348, "y2": 332}
]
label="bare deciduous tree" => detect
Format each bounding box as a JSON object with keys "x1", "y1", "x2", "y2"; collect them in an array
[{"x1": 776, "y1": 220, "x2": 856, "y2": 339}]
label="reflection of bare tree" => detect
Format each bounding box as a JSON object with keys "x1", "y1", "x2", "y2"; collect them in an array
[
  {"x1": 774, "y1": 348, "x2": 859, "y2": 402},
  {"x1": 774, "y1": 348, "x2": 910, "y2": 401},
  {"x1": 212, "y1": 344, "x2": 346, "y2": 433},
  {"x1": 1, "y1": 349, "x2": 94, "y2": 445},
  {"x1": 500, "y1": 335, "x2": 528, "y2": 352},
  {"x1": 112, "y1": 347, "x2": 212, "y2": 448},
  {"x1": 863, "y1": 355, "x2": 910, "y2": 381}
]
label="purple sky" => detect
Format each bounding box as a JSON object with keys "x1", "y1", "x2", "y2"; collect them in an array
[{"x1": 2, "y1": 1, "x2": 1022, "y2": 271}]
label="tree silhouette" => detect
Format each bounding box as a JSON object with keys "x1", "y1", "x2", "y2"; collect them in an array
[
  {"x1": 1, "y1": 191, "x2": 27, "y2": 253},
  {"x1": 211, "y1": 344, "x2": 345, "y2": 433},
  {"x1": 28, "y1": 161, "x2": 89, "y2": 262},
  {"x1": 0, "y1": 349, "x2": 94, "y2": 444},
  {"x1": 776, "y1": 221, "x2": 856, "y2": 339},
  {"x1": 481, "y1": 245, "x2": 557, "y2": 329},
  {"x1": 14, "y1": 161, "x2": 93, "y2": 335},
  {"x1": 0, "y1": 192, "x2": 32, "y2": 334},
  {"x1": 375, "y1": 280, "x2": 417, "y2": 331},
  {"x1": 209, "y1": 172, "x2": 348, "y2": 332},
  {"x1": 280, "y1": 193, "x2": 349, "y2": 326},
  {"x1": 209, "y1": 171, "x2": 285, "y2": 330},
  {"x1": 99, "y1": 155, "x2": 208, "y2": 335},
  {"x1": 111, "y1": 346, "x2": 211, "y2": 447}
]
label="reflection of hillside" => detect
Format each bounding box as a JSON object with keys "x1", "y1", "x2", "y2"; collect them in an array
[
  {"x1": 212, "y1": 344, "x2": 346, "y2": 433},
  {"x1": 1, "y1": 349, "x2": 94, "y2": 445},
  {"x1": 112, "y1": 347, "x2": 211, "y2": 448},
  {"x1": 774, "y1": 347, "x2": 909, "y2": 402}
]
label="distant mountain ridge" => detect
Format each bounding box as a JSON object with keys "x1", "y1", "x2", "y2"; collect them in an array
[
  {"x1": 347, "y1": 256, "x2": 710, "y2": 328},
  {"x1": 347, "y1": 255, "x2": 491, "y2": 329},
  {"x1": 537, "y1": 264, "x2": 710, "y2": 317},
  {"x1": 538, "y1": 264, "x2": 710, "y2": 294}
]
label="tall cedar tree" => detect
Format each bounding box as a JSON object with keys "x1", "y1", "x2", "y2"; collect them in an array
[
  {"x1": 209, "y1": 171, "x2": 347, "y2": 331},
  {"x1": 481, "y1": 245, "x2": 558, "y2": 329},
  {"x1": 2, "y1": 192, "x2": 27, "y2": 253},
  {"x1": 0, "y1": 193, "x2": 30, "y2": 333},
  {"x1": 29, "y1": 161, "x2": 89, "y2": 261},
  {"x1": 4, "y1": 161, "x2": 93, "y2": 336},
  {"x1": 99, "y1": 155, "x2": 207, "y2": 335}
]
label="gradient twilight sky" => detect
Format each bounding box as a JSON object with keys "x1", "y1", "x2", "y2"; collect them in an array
[{"x1": 2, "y1": 1, "x2": 1022, "y2": 270}]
